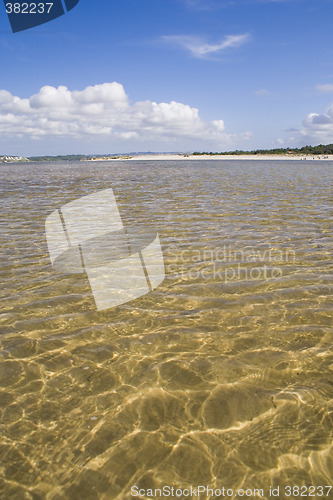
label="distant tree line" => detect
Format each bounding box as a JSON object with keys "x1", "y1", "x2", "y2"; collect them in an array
[
  {"x1": 192, "y1": 143, "x2": 333, "y2": 156},
  {"x1": 26, "y1": 144, "x2": 333, "y2": 161},
  {"x1": 28, "y1": 154, "x2": 91, "y2": 162}
]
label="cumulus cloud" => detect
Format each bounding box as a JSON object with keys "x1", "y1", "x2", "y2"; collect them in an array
[
  {"x1": 289, "y1": 102, "x2": 333, "y2": 144},
  {"x1": 0, "y1": 82, "x2": 250, "y2": 146},
  {"x1": 162, "y1": 34, "x2": 250, "y2": 58}
]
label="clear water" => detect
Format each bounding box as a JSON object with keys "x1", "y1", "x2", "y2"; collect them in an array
[{"x1": 0, "y1": 160, "x2": 332, "y2": 499}]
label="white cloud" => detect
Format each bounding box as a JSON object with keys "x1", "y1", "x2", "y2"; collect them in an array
[
  {"x1": 289, "y1": 103, "x2": 333, "y2": 144},
  {"x1": 162, "y1": 34, "x2": 250, "y2": 58},
  {"x1": 316, "y1": 84, "x2": 333, "y2": 93},
  {"x1": 0, "y1": 82, "x2": 251, "y2": 147}
]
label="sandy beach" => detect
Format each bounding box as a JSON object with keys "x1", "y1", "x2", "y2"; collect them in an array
[{"x1": 89, "y1": 153, "x2": 333, "y2": 161}]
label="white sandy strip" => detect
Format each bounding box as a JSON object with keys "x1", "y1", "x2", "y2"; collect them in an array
[{"x1": 90, "y1": 154, "x2": 333, "y2": 161}]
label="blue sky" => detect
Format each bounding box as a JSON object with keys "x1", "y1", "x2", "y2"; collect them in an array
[{"x1": 1, "y1": 0, "x2": 333, "y2": 155}]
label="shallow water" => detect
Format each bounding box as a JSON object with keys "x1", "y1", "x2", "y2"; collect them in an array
[{"x1": 0, "y1": 160, "x2": 332, "y2": 499}]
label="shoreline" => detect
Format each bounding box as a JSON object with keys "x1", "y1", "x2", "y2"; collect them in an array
[
  {"x1": 3, "y1": 154, "x2": 333, "y2": 164},
  {"x1": 88, "y1": 153, "x2": 333, "y2": 161}
]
